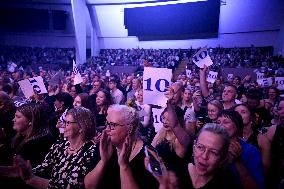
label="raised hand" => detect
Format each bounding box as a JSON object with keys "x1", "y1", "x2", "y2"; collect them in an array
[
  {"x1": 228, "y1": 140, "x2": 242, "y2": 162},
  {"x1": 99, "y1": 130, "x2": 113, "y2": 163},
  {"x1": 118, "y1": 136, "x2": 133, "y2": 169}
]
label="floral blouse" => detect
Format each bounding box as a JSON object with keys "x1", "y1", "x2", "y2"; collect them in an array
[{"x1": 32, "y1": 140, "x2": 99, "y2": 189}]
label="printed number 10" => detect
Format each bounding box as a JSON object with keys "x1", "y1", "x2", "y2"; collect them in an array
[{"x1": 144, "y1": 78, "x2": 170, "y2": 92}]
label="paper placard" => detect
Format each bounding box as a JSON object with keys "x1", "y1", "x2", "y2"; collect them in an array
[
  {"x1": 275, "y1": 77, "x2": 284, "y2": 90},
  {"x1": 227, "y1": 74, "x2": 234, "y2": 81},
  {"x1": 143, "y1": 67, "x2": 172, "y2": 107},
  {"x1": 192, "y1": 47, "x2": 213, "y2": 68},
  {"x1": 256, "y1": 72, "x2": 265, "y2": 80},
  {"x1": 186, "y1": 69, "x2": 192, "y2": 79},
  {"x1": 73, "y1": 60, "x2": 83, "y2": 85},
  {"x1": 257, "y1": 77, "x2": 272, "y2": 87},
  {"x1": 18, "y1": 76, "x2": 47, "y2": 98},
  {"x1": 152, "y1": 107, "x2": 165, "y2": 133},
  {"x1": 206, "y1": 71, "x2": 218, "y2": 84}
]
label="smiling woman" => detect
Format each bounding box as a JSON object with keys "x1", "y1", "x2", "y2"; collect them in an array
[{"x1": 12, "y1": 107, "x2": 99, "y2": 189}]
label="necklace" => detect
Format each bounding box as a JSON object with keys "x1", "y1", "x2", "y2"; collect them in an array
[{"x1": 68, "y1": 142, "x2": 84, "y2": 152}]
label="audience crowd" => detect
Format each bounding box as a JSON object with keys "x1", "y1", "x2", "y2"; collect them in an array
[{"x1": 0, "y1": 44, "x2": 284, "y2": 189}]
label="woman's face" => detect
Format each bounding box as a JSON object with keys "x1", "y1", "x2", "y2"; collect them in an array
[
  {"x1": 63, "y1": 114, "x2": 81, "y2": 139},
  {"x1": 106, "y1": 108, "x2": 129, "y2": 147},
  {"x1": 207, "y1": 104, "x2": 219, "y2": 120},
  {"x1": 96, "y1": 91, "x2": 106, "y2": 106},
  {"x1": 183, "y1": 89, "x2": 191, "y2": 102},
  {"x1": 73, "y1": 96, "x2": 82, "y2": 107},
  {"x1": 136, "y1": 90, "x2": 143, "y2": 103},
  {"x1": 217, "y1": 115, "x2": 237, "y2": 138},
  {"x1": 162, "y1": 111, "x2": 171, "y2": 131},
  {"x1": 193, "y1": 131, "x2": 225, "y2": 176},
  {"x1": 13, "y1": 111, "x2": 30, "y2": 134},
  {"x1": 234, "y1": 105, "x2": 251, "y2": 126},
  {"x1": 70, "y1": 86, "x2": 77, "y2": 99}
]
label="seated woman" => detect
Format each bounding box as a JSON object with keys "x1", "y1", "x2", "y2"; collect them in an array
[
  {"x1": 73, "y1": 93, "x2": 96, "y2": 115},
  {"x1": 84, "y1": 104, "x2": 158, "y2": 189},
  {"x1": 217, "y1": 110, "x2": 264, "y2": 189},
  {"x1": 134, "y1": 89, "x2": 155, "y2": 144},
  {"x1": 95, "y1": 89, "x2": 113, "y2": 133},
  {"x1": 0, "y1": 103, "x2": 55, "y2": 188},
  {"x1": 14, "y1": 107, "x2": 99, "y2": 189},
  {"x1": 146, "y1": 123, "x2": 240, "y2": 189}
]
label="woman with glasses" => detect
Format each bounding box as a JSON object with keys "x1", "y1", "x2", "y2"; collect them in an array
[
  {"x1": 84, "y1": 104, "x2": 158, "y2": 189},
  {"x1": 14, "y1": 107, "x2": 99, "y2": 189},
  {"x1": 146, "y1": 123, "x2": 240, "y2": 189}
]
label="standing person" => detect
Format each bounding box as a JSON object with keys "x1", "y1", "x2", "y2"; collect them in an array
[
  {"x1": 84, "y1": 104, "x2": 158, "y2": 189},
  {"x1": 200, "y1": 66, "x2": 238, "y2": 109},
  {"x1": 109, "y1": 79, "x2": 125, "y2": 104},
  {"x1": 127, "y1": 78, "x2": 142, "y2": 101},
  {"x1": 14, "y1": 107, "x2": 99, "y2": 189}
]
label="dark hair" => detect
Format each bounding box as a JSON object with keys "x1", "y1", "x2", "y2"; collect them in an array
[
  {"x1": 246, "y1": 88, "x2": 262, "y2": 100},
  {"x1": 55, "y1": 92, "x2": 74, "y2": 110},
  {"x1": 96, "y1": 89, "x2": 113, "y2": 114},
  {"x1": 218, "y1": 109, "x2": 244, "y2": 137},
  {"x1": 0, "y1": 91, "x2": 15, "y2": 114},
  {"x1": 233, "y1": 103, "x2": 258, "y2": 131}
]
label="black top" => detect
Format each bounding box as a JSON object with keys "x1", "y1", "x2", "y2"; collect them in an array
[
  {"x1": 180, "y1": 165, "x2": 241, "y2": 189},
  {"x1": 98, "y1": 144, "x2": 159, "y2": 189}
]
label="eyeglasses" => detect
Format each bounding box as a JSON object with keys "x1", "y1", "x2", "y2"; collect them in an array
[
  {"x1": 194, "y1": 142, "x2": 221, "y2": 160},
  {"x1": 106, "y1": 121, "x2": 125, "y2": 130},
  {"x1": 63, "y1": 120, "x2": 77, "y2": 125}
]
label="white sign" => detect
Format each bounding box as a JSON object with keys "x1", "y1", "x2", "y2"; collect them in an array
[
  {"x1": 275, "y1": 77, "x2": 284, "y2": 90},
  {"x1": 152, "y1": 107, "x2": 165, "y2": 132},
  {"x1": 257, "y1": 77, "x2": 272, "y2": 87},
  {"x1": 143, "y1": 67, "x2": 172, "y2": 106},
  {"x1": 18, "y1": 76, "x2": 47, "y2": 98},
  {"x1": 192, "y1": 47, "x2": 213, "y2": 68},
  {"x1": 186, "y1": 69, "x2": 192, "y2": 79},
  {"x1": 256, "y1": 72, "x2": 265, "y2": 80},
  {"x1": 227, "y1": 74, "x2": 234, "y2": 81},
  {"x1": 206, "y1": 71, "x2": 218, "y2": 84},
  {"x1": 73, "y1": 60, "x2": 83, "y2": 85}
]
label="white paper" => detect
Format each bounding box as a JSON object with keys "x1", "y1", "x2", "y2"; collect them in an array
[
  {"x1": 73, "y1": 60, "x2": 83, "y2": 85},
  {"x1": 257, "y1": 77, "x2": 272, "y2": 87},
  {"x1": 152, "y1": 107, "x2": 165, "y2": 133},
  {"x1": 192, "y1": 47, "x2": 213, "y2": 68},
  {"x1": 206, "y1": 71, "x2": 218, "y2": 84},
  {"x1": 275, "y1": 77, "x2": 284, "y2": 90},
  {"x1": 143, "y1": 67, "x2": 172, "y2": 107},
  {"x1": 18, "y1": 76, "x2": 47, "y2": 98}
]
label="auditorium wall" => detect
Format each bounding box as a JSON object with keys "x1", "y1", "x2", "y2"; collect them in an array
[{"x1": 0, "y1": 0, "x2": 283, "y2": 52}]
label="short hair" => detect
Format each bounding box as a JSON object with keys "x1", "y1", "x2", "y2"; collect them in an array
[
  {"x1": 196, "y1": 123, "x2": 230, "y2": 158},
  {"x1": 246, "y1": 88, "x2": 262, "y2": 100},
  {"x1": 0, "y1": 91, "x2": 15, "y2": 114},
  {"x1": 67, "y1": 107, "x2": 96, "y2": 141},
  {"x1": 108, "y1": 104, "x2": 139, "y2": 134},
  {"x1": 223, "y1": 84, "x2": 237, "y2": 93},
  {"x1": 208, "y1": 99, "x2": 224, "y2": 111},
  {"x1": 218, "y1": 109, "x2": 244, "y2": 137}
]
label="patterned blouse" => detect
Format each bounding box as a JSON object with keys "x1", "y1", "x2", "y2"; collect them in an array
[{"x1": 32, "y1": 140, "x2": 99, "y2": 189}]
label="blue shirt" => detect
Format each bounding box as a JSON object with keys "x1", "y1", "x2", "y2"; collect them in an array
[{"x1": 229, "y1": 139, "x2": 265, "y2": 189}]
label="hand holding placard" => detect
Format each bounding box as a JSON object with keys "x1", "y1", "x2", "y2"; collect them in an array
[{"x1": 192, "y1": 47, "x2": 213, "y2": 68}]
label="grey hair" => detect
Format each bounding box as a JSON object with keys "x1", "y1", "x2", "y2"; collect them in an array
[
  {"x1": 196, "y1": 123, "x2": 230, "y2": 158},
  {"x1": 67, "y1": 107, "x2": 96, "y2": 141},
  {"x1": 108, "y1": 104, "x2": 139, "y2": 133}
]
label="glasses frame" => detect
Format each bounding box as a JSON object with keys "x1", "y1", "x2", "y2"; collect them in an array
[{"x1": 193, "y1": 141, "x2": 222, "y2": 160}]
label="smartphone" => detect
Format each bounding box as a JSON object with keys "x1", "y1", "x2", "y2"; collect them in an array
[{"x1": 144, "y1": 145, "x2": 163, "y2": 176}]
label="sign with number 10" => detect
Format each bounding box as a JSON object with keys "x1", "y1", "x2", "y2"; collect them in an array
[{"x1": 143, "y1": 67, "x2": 172, "y2": 106}]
